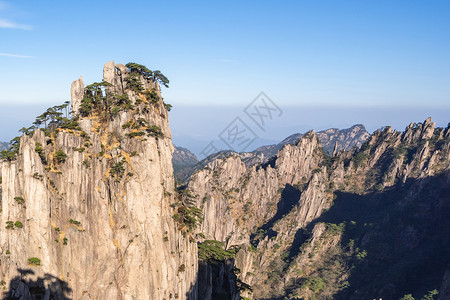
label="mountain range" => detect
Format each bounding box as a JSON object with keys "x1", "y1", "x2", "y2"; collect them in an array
[
  {"x1": 0, "y1": 62, "x2": 448, "y2": 300},
  {"x1": 172, "y1": 124, "x2": 369, "y2": 182}
]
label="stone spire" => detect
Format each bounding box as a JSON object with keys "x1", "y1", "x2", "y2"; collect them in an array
[
  {"x1": 103, "y1": 60, "x2": 115, "y2": 83},
  {"x1": 332, "y1": 141, "x2": 338, "y2": 157},
  {"x1": 70, "y1": 76, "x2": 84, "y2": 114}
]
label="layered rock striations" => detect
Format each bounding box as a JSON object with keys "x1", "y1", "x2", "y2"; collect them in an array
[
  {"x1": 187, "y1": 118, "x2": 450, "y2": 299},
  {"x1": 1, "y1": 59, "x2": 449, "y2": 300},
  {"x1": 0, "y1": 61, "x2": 197, "y2": 299}
]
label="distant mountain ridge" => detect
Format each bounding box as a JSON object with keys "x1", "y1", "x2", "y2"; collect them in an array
[
  {"x1": 174, "y1": 124, "x2": 370, "y2": 182},
  {"x1": 254, "y1": 124, "x2": 369, "y2": 158},
  {"x1": 0, "y1": 142, "x2": 8, "y2": 151},
  {"x1": 172, "y1": 146, "x2": 198, "y2": 182}
]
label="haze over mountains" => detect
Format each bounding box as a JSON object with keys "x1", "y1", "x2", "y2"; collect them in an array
[
  {"x1": 0, "y1": 142, "x2": 8, "y2": 151},
  {"x1": 0, "y1": 62, "x2": 449, "y2": 300},
  {"x1": 172, "y1": 124, "x2": 369, "y2": 182},
  {"x1": 168, "y1": 105, "x2": 450, "y2": 157}
]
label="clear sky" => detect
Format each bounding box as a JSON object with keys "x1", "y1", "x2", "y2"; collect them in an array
[{"x1": 1, "y1": 0, "x2": 449, "y2": 151}]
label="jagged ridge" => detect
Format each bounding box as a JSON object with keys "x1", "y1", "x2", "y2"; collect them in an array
[{"x1": 186, "y1": 118, "x2": 450, "y2": 299}]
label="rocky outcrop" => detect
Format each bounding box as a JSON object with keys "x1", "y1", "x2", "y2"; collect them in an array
[
  {"x1": 187, "y1": 118, "x2": 450, "y2": 299},
  {"x1": 0, "y1": 62, "x2": 197, "y2": 300},
  {"x1": 70, "y1": 76, "x2": 84, "y2": 114},
  {"x1": 173, "y1": 146, "x2": 198, "y2": 166}
]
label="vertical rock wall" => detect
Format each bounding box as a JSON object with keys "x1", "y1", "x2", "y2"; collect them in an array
[{"x1": 0, "y1": 61, "x2": 197, "y2": 300}]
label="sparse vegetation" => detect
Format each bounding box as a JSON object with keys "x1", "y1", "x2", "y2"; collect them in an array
[
  {"x1": 54, "y1": 150, "x2": 67, "y2": 164},
  {"x1": 198, "y1": 240, "x2": 238, "y2": 262},
  {"x1": 110, "y1": 159, "x2": 126, "y2": 180},
  {"x1": 172, "y1": 204, "x2": 202, "y2": 232},
  {"x1": 69, "y1": 219, "x2": 81, "y2": 226},
  {"x1": 14, "y1": 196, "x2": 25, "y2": 204},
  {"x1": 28, "y1": 257, "x2": 41, "y2": 266},
  {"x1": 14, "y1": 221, "x2": 23, "y2": 228}
]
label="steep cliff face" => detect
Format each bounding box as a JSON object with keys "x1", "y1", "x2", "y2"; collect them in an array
[
  {"x1": 187, "y1": 118, "x2": 450, "y2": 299},
  {"x1": 0, "y1": 62, "x2": 197, "y2": 299}
]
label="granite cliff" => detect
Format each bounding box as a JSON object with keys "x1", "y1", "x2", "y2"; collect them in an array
[
  {"x1": 1, "y1": 61, "x2": 449, "y2": 300},
  {"x1": 0, "y1": 62, "x2": 197, "y2": 299},
  {"x1": 187, "y1": 118, "x2": 450, "y2": 299}
]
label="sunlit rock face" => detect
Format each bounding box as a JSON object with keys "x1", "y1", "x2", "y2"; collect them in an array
[
  {"x1": 187, "y1": 119, "x2": 450, "y2": 299},
  {"x1": 0, "y1": 61, "x2": 197, "y2": 300}
]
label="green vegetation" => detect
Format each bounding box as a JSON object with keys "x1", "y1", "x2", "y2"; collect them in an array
[
  {"x1": 35, "y1": 142, "x2": 47, "y2": 164},
  {"x1": 125, "y1": 73, "x2": 144, "y2": 93},
  {"x1": 164, "y1": 103, "x2": 172, "y2": 111},
  {"x1": 0, "y1": 62, "x2": 170, "y2": 167},
  {"x1": 300, "y1": 276, "x2": 325, "y2": 293},
  {"x1": 54, "y1": 150, "x2": 67, "y2": 164},
  {"x1": 126, "y1": 62, "x2": 170, "y2": 88},
  {"x1": 144, "y1": 89, "x2": 160, "y2": 104},
  {"x1": 0, "y1": 136, "x2": 20, "y2": 161},
  {"x1": 146, "y1": 125, "x2": 163, "y2": 138},
  {"x1": 125, "y1": 131, "x2": 145, "y2": 138},
  {"x1": 172, "y1": 205, "x2": 202, "y2": 232},
  {"x1": 14, "y1": 196, "x2": 25, "y2": 204},
  {"x1": 5, "y1": 221, "x2": 14, "y2": 230},
  {"x1": 399, "y1": 290, "x2": 439, "y2": 300},
  {"x1": 352, "y1": 150, "x2": 369, "y2": 168},
  {"x1": 79, "y1": 81, "x2": 137, "y2": 118},
  {"x1": 324, "y1": 222, "x2": 345, "y2": 236},
  {"x1": 14, "y1": 221, "x2": 23, "y2": 228},
  {"x1": 198, "y1": 240, "x2": 238, "y2": 262},
  {"x1": 110, "y1": 159, "x2": 126, "y2": 180},
  {"x1": 28, "y1": 257, "x2": 41, "y2": 266},
  {"x1": 69, "y1": 219, "x2": 81, "y2": 226}
]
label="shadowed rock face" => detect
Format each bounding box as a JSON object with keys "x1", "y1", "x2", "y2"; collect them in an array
[
  {"x1": 173, "y1": 146, "x2": 198, "y2": 182},
  {"x1": 0, "y1": 61, "x2": 197, "y2": 300},
  {"x1": 187, "y1": 118, "x2": 450, "y2": 299}
]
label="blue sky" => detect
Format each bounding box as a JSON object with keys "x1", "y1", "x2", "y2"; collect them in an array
[{"x1": 1, "y1": 0, "x2": 450, "y2": 151}]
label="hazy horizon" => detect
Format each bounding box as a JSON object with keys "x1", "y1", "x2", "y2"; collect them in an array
[
  {"x1": 1, "y1": 0, "x2": 449, "y2": 157},
  {"x1": 1, "y1": 103, "x2": 449, "y2": 157}
]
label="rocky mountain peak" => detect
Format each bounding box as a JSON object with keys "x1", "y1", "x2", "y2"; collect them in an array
[
  {"x1": 0, "y1": 62, "x2": 197, "y2": 299},
  {"x1": 185, "y1": 117, "x2": 450, "y2": 299},
  {"x1": 70, "y1": 76, "x2": 84, "y2": 114}
]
